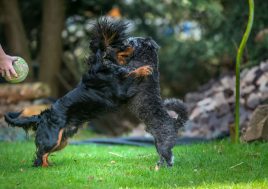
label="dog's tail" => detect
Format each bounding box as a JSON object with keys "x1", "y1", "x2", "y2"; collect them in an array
[
  {"x1": 89, "y1": 18, "x2": 129, "y2": 53},
  {"x1": 164, "y1": 98, "x2": 188, "y2": 129},
  {"x1": 4, "y1": 112, "x2": 39, "y2": 132}
]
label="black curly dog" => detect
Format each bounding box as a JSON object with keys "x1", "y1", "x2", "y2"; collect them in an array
[
  {"x1": 122, "y1": 37, "x2": 188, "y2": 167},
  {"x1": 5, "y1": 19, "x2": 187, "y2": 167}
]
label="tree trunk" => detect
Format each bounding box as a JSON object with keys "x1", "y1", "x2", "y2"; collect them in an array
[
  {"x1": 0, "y1": 0, "x2": 32, "y2": 80},
  {"x1": 39, "y1": 0, "x2": 65, "y2": 97}
]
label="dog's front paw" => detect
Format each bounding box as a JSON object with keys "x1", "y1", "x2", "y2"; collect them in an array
[
  {"x1": 127, "y1": 65, "x2": 153, "y2": 78},
  {"x1": 33, "y1": 158, "x2": 43, "y2": 167},
  {"x1": 33, "y1": 153, "x2": 50, "y2": 167}
]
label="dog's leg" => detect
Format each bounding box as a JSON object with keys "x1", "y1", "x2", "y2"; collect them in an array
[
  {"x1": 34, "y1": 128, "x2": 65, "y2": 167},
  {"x1": 128, "y1": 95, "x2": 177, "y2": 167},
  {"x1": 56, "y1": 139, "x2": 68, "y2": 151},
  {"x1": 40, "y1": 130, "x2": 67, "y2": 167},
  {"x1": 42, "y1": 153, "x2": 49, "y2": 167},
  {"x1": 45, "y1": 129, "x2": 65, "y2": 166},
  {"x1": 34, "y1": 149, "x2": 44, "y2": 167},
  {"x1": 154, "y1": 139, "x2": 165, "y2": 167},
  {"x1": 51, "y1": 129, "x2": 65, "y2": 152},
  {"x1": 152, "y1": 129, "x2": 176, "y2": 168},
  {"x1": 157, "y1": 143, "x2": 175, "y2": 167}
]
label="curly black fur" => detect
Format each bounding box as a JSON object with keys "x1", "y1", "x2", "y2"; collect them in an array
[
  {"x1": 164, "y1": 98, "x2": 188, "y2": 128},
  {"x1": 124, "y1": 37, "x2": 188, "y2": 167}
]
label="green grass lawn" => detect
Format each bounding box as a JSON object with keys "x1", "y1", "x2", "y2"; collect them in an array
[{"x1": 0, "y1": 140, "x2": 267, "y2": 189}]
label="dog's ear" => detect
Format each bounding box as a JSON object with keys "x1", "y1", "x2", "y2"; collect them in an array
[
  {"x1": 4, "y1": 112, "x2": 40, "y2": 131},
  {"x1": 144, "y1": 37, "x2": 160, "y2": 51}
]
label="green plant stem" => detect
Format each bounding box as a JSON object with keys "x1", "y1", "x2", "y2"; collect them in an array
[{"x1": 235, "y1": 0, "x2": 254, "y2": 143}]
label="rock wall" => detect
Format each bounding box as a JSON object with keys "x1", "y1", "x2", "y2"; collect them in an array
[{"x1": 183, "y1": 60, "x2": 268, "y2": 139}]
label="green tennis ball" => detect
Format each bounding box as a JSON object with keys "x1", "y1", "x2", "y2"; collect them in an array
[{"x1": 5, "y1": 57, "x2": 29, "y2": 83}]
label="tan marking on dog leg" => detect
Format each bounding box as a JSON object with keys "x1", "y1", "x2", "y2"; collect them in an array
[
  {"x1": 51, "y1": 129, "x2": 64, "y2": 152},
  {"x1": 46, "y1": 154, "x2": 49, "y2": 165},
  {"x1": 42, "y1": 153, "x2": 49, "y2": 167},
  {"x1": 42, "y1": 129, "x2": 65, "y2": 167},
  {"x1": 57, "y1": 140, "x2": 68, "y2": 151}
]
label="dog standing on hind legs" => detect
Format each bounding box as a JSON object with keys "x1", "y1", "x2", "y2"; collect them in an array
[{"x1": 124, "y1": 37, "x2": 188, "y2": 167}]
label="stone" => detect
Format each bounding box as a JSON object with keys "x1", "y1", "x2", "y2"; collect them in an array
[
  {"x1": 214, "y1": 93, "x2": 230, "y2": 116},
  {"x1": 185, "y1": 92, "x2": 203, "y2": 103},
  {"x1": 246, "y1": 92, "x2": 260, "y2": 109},
  {"x1": 260, "y1": 81, "x2": 268, "y2": 92},
  {"x1": 242, "y1": 105, "x2": 268, "y2": 142},
  {"x1": 208, "y1": 115, "x2": 219, "y2": 128},
  {"x1": 260, "y1": 61, "x2": 268, "y2": 72},
  {"x1": 240, "y1": 68, "x2": 249, "y2": 78},
  {"x1": 189, "y1": 107, "x2": 202, "y2": 120},
  {"x1": 221, "y1": 76, "x2": 235, "y2": 89},
  {"x1": 223, "y1": 88, "x2": 234, "y2": 98},
  {"x1": 244, "y1": 67, "x2": 258, "y2": 84},
  {"x1": 182, "y1": 60, "x2": 268, "y2": 140},
  {"x1": 197, "y1": 97, "x2": 213, "y2": 106},
  {"x1": 241, "y1": 85, "x2": 255, "y2": 96},
  {"x1": 204, "y1": 88, "x2": 215, "y2": 97},
  {"x1": 204, "y1": 100, "x2": 217, "y2": 112},
  {"x1": 256, "y1": 73, "x2": 268, "y2": 86},
  {"x1": 260, "y1": 91, "x2": 268, "y2": 102}
]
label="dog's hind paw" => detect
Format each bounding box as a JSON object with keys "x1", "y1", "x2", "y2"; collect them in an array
[
  {"x1": 166, "y1": 155, "x2": 175, "y2": 167},
  {"x1": 157, "y1": 155, "x2": 174, "y2": 168}
]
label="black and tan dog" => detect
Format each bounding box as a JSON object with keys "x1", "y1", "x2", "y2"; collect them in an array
[
  {"x1": 5, "y1": 19, "x2": 187, "y2": 168},
  {"x1": 4, "y1": 19, "x2": 150, "y2": 167},
  {"x1": 5, "y1": 50, "x2": 141, "y2": 167}
]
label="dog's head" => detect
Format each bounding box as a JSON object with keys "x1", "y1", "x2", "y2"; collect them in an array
[
  {"x1": 125, "y1": 37, "x2": 159, "y2": 54},
  {"x1": 122, "y1": 36, "x2": 160, "y2": 78},
  {"x1": 124, "y1": 37, "x2": 160, "y2": 65}
]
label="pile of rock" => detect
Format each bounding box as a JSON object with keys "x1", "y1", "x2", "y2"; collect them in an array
[{"x1": 183, "y1": 60, "x2": 268, "y2": 139}]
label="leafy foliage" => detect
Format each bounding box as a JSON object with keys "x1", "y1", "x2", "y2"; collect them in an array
[{"x1": 1, "y1": 0, "x2": 268, "y2": 96}]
